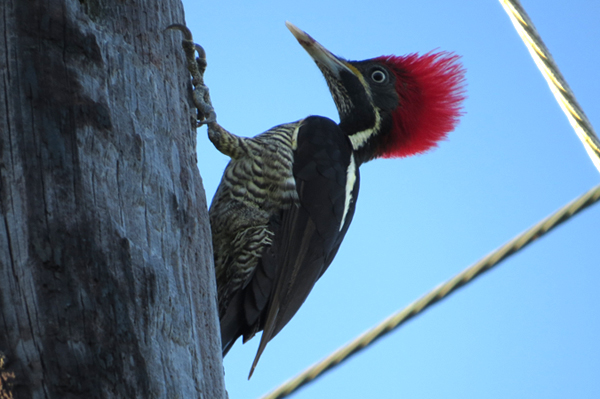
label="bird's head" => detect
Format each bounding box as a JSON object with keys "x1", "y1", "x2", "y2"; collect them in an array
[{"x1": 286, "y1": 22, "x2": 466, "y2": 165}]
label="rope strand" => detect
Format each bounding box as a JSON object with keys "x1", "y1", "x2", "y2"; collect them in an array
[
  {"x1": 259, "y1": 184, "x2": 600, "y2": 399},
  {"x1": 499, "y1": 0, "x2": 600, "y2": 173}
]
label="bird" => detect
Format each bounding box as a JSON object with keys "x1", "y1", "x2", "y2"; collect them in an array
[{"x1": 170, "y1": 22, "x2": 465, "y2": 378}]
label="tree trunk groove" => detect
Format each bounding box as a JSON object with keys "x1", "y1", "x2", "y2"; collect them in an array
[{"x1": 0, "y1": 0, "x2": 225, "y2": 397}]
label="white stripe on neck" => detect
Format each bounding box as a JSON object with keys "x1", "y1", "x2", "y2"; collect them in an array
[
  {"x1": 348, "y1": 110, "x2": 381, "y2": 151},
  {"x1": 340, "y1": 153, "x2": 357, "y2": 231}
]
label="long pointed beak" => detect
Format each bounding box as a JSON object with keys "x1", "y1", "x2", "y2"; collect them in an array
[{"x1": 286, "y1": 21, "x2": 354, "y2": 79}]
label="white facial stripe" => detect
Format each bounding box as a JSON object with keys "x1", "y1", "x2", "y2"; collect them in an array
[
  {"x1": 349, "y1": 127, "x2": 375, "y2": 150},
  {"x1": 348, "y1": 110, "x2": 381, "y2": 150},
  {"x1": 340, "y1": 153, "x2": 357, "y2": 231}
]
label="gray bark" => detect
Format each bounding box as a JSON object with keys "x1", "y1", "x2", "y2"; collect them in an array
[{"x1": 0, "y1": 0, "x2": 225, "y2": 398}]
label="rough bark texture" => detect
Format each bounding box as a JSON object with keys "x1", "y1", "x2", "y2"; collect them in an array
[{"x1": 0, "y1": 0, "x2": 225, "y2": 398}]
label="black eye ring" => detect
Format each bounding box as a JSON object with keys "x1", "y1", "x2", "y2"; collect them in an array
[{"x1": 371, "y1": 69, "x2": 387, "y2": 83}]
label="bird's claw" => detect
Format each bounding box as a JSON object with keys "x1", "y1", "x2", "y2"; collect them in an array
[
  {"x1": 165, "y1": 24, "x2": 194, "y2": 41},
  {"x1": 167, "y1": 23, "x2": 217, "y2": 126},
  {"x1": 197, "y1": 112, "x2": 217, "y2": 127}
]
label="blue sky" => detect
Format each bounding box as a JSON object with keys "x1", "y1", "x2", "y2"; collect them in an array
[{"x1": 179, "y1": 1, "x2": 599, "y2": 398}]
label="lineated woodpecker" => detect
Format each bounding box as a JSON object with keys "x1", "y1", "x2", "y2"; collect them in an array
[{"x1": 169, "y1": 22, "x2": 465, "y2": 378}]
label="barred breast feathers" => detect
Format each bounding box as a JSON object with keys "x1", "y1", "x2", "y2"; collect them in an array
[
  {"x1": 209, "y1": 120, "x2": 305, "y2": 315},
  {"x1": 214, "y1": 121, "x2": 303, "y2": 209}
]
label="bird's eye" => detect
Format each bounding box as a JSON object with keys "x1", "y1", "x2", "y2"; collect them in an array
[{"x1": 370, "y1": 69, "x2": 387, "y2": 83}]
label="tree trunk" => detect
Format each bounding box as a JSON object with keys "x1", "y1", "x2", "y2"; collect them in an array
[{"x1": 0, "y1": 0, "x2": 225, "y2": 398}]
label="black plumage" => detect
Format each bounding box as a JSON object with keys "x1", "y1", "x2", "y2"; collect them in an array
[{"x1": 218, "y1": 117, "x2": 359, "y2": 375}]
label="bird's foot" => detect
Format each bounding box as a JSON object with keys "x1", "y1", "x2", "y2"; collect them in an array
[
  {"x1": 166, "y1": 24, "x2": 217, "y2": 126},
  {"x1": 167, "y1": 24, "x2": 244, "y2": 158}
]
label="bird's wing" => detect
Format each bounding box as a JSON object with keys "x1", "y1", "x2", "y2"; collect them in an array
[{"x1": 248, "y1": 116, "x2": 360, "y2": 377}]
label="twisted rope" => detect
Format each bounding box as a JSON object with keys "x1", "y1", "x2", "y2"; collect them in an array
[
  {"x1": 256, "y1": 3, "x2": 600, "y2": 397},
  {"x1": 260, "y1": 184, "x2": 600, "y2": 399},
  {"x1": 499, "y1": 0, "x2": 600, "y2": 173}
]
